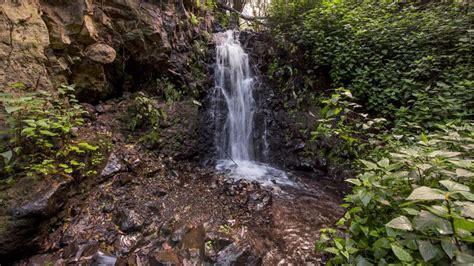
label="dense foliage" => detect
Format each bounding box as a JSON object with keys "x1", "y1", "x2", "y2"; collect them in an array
[
  {"x1": 0, "y1": 84, "x2": 106, "y2": 185},
  {"x1": 269, "y1": 0, "x2": 474, "y2": 264},
  {"x1": 270, "y1": 0, "x2": 473, "y2": 130}
]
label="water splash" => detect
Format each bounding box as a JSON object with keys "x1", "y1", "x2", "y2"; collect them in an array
[{"x1": 213, "y1": 30, "x2": 294, "y2": 188}]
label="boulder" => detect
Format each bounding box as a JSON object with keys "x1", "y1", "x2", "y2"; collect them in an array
[
  {"x1": 85, "y1": 43, "x2": 116, "y2": 64},
  {"x1": 113, "y1": 209, "x2": 144, "y2": 233},
  {"x1": 0, "y1": 178, "x2": 71, "y2": 260}
]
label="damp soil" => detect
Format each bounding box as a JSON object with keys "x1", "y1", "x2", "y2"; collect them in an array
[{"x1": 12, "y1": 95, "x2": 345, "y2": 265}]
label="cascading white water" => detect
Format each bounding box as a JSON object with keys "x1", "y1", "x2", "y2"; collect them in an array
[{"x1": 213, "y1": 30, "x2": 293, "y2": 187}]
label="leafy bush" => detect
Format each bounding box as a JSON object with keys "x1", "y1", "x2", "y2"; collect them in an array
[
  {"x1": 270, "y1": 0, "x2": 473, "y2": 129},
  {"x1": 126, "y1": 93, "x2": 165, "y2": 131},
  {"x1": 156, "y1": 77, "x2": 183, "y2": 103},
  {"x1": 0, "y1": 84, "x2": 104, "y2": 182},
  {"x1": 316, "y1": 123, "x2": 474, "y2": 264},
  {"x1": 268, "y1": 1, "x2": 474, "y2": 263}
]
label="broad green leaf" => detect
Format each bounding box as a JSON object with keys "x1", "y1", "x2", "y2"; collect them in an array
[
  {"x1": 456, "y1": 168, "x2": 474, "y2": 178},
  {"x1": 386, "y1": 216, "x2": 413, "y2": 231},
  {"x1": 440, "y1": 238, "x2": 457, "y2": 259},
  {"x1": 428, "y1": 151, "x2": 461, "y2": 158},
  {"x1": 373, "y1": 238, "x2": 390, "y2": 249},
  {"x1": 456, "y1": 252, "x2": 474, "y2": 264},
  {"x1": 36, "y1": 119, "x2": 50, "y2": 128},
  {"x1": 414, "y1": 210, "x2": 452, "y2": 234},
  {"x1": 4, "y1": 105, "x2": 22, "y2": 113},
  {"x1": 0, "y1": 150, "x2": 13, "y2": 164},
  {"x1": 21, "y1": 127, "x2": 36, "y2": 137},
  {"x1": 425, "y1": 205, "x2": 448, "y2": 217},
  {"x1": 440, "y1": 180, "x2": 470, "y2": 192},
  {"x1": 453, "y1": 218, "x2": 474, "y2": 232},
  {"x1": 406, "y1": 186, "x2": 445, "y2": 201},
  {"x1": 390, "y1": 243, "x2": 413, "y2": 262},
  {"x1": 459, "y1": 191, "x2": 474, "y2": 201},
  {"x1": 39, "y1": 130, "x2": 58, "y2": 137},
  {"x1": 454, "y1": 201, "x2": 474, "y2": 219},
  {"x1": 402, "y1": 208, "x2": 420, "y2": 216},
  {"x1": 78, "y1": 142, "x2": 99, "y2": 151},
  {"x1": 378, "y1": 158, "x2": 389, "y2": 168},
  {"x1": 357, "y1": 188, "x2": 372, "y2": 206},
  {"x1": 360, "y1": 160, "x2": 377, "y2": 170},
  {"x1": 355, "y1": 255, "x2": 373, "y2": 266},
  {"x1": 324, "y1": 247, "x2": 339, "y2": 254},
  {"x1": 448, "y1": 159, "x2": 473, "y2": 168},
  {"x1": 346, "y1": 178, "x2": 361, "y2": 186},
  {"x1": 417, "y1": 240, "x2": 438, "y2": 262}
]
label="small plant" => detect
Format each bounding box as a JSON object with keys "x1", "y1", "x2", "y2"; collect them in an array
[
  {"x1": 127, "y1": 93, "x2": 165, "y2": 131},
  {"x1": 157, "y1": 78, "x2": 183, "y2": 103},
  {"x1": 218, "y1": 224, "x2": 232, "y2": 234},
  {"x1": 0, "y1": 83, "x2": 105, "y2": 181},
  {"x1": 313, "y1": 88, "x2": 387, "y2": 166}
]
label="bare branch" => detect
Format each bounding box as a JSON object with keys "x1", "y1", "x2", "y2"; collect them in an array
[{"x1": 216, "y1": 3, "x2": 267, "y2": 21}]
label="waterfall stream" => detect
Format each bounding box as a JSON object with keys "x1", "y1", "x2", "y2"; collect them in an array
[{"x1": 213, "y1": 30, "x2": 293, "y2": 187}]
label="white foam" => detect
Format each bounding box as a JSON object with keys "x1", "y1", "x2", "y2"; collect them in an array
[{"x1": 216, "y1": 159, "x2": 295, "y2": 188}]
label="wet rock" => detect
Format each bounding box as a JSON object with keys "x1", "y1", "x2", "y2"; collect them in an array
[
  {"x1": 171, "y1": 226, "x2": 186, "y2": 244},
  {"x1": 294, "y1": 142, "x2": 306, "y2": 152},
  {"x1": 91, "y1": 251, "x2": 117, "y2": 265},
  {"x1": 149, "y1": 249, "x2": 181, "y2": 266},
  {"x1": 11, "y1": 181, "x2": 68, "y2": 218},
  {"x1": 85, "y1": 43, "x2": 116, "y2": 64},
  {"x1": 153, "y1": 187, "x2": 168, "y2": 197},
  {"x1": 115, "y1": 173, "x2": 133, "y2": 186},
  {"x1": 205, "y1": 231, "x2": 233, "y2": 261},
  {"x1": 113, "y1": 209, "x2": 144, "y2": 233},
  {"x1": 144, "y1": 201, "x2": 161, "y2": 214},
  {"x1": 101, "y1": 153, "x2": 127, "y2": 179},
  {"x1": 216, "y1": 244, "x2": 261, "y2": 265},
  {"x1": 178, "y1": 224, "x2": 206, "y2": 263},
  {"x1": 62, "y1": 240, "x2": 99, "y2": 262},
  {"x1": 115, "y1": 232, "x2": 142, "y2": 254},
  {"x1": 95, "y1": 103, "x2": 112, "y2": 114},
  {"x1": 247, "y1": 191, "x2": 272, "y2": 211}
]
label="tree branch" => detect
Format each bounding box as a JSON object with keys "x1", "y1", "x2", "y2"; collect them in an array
[{"x1": 216, "y1": 3, "x2": 267, "y2": 21}]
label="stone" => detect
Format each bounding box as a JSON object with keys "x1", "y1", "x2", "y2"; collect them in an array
[
  {"x1": 178, "y1": 224, "x2": 206, "y2": 262},
  {"x1": 149, "y1": 249, "x2": 181, "y2": 266},
  {"x1": 101, "y1": 153, "x2": 127, "y2": 179},
  {"x1": 115, "y1": 232, "x2": 142, "y2": 254},
  {"x1": 113, "y1": 209, "x2": 144, "y2": 233},
  {"x1": 216, "y1": 244, "x2": 261, "y2": 265},
  {"x1": 85, "y1": 43, "x2": 117, "y2": 64},
  {"x1": 79, "y1": 15, "x2": 98, "y2": 44},
  {"x1": 11, "y1": 181, "x2": 68, "y2": 218},
  {"x1": 170, "y1": 226, "x2": 186, "y2": 244}
]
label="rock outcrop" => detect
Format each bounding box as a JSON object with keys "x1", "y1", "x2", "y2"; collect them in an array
[{"x1": 0, "y1": 0, "x2": 214, "y2": 102}]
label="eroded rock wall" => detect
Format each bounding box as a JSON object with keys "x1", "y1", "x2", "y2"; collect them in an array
[{"x1": 0, "y1": 0, "x2": 214, "y2": 102}]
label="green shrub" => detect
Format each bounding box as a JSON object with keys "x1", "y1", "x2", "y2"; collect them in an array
[
  {"x1": 316, "y1": 123, "x2": 474, "y2": 265},
  {"x1": 270, "y1": 0, "x2": 473, "y2": 128},
  {"x1": 0, "y1": 84, "x2": 104, "y2": 182},
  {"x1": 126, "y1": 93, "x2": 165, "y2": 131}
]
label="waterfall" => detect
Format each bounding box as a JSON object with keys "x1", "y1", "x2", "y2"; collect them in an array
[
  {"x1": 214, "y1": 30, "x2": 255, "y2": 161},
  {"x1": 212, "y1": 30, "x2": 294, "y2": 187}
]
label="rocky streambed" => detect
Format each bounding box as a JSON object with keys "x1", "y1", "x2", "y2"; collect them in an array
[
  {"x1": 2, "y1": 95, "x2": 344, "y2": 265},
  {"x1": 16, "y1": 162, "x2": 344, "y2": 265}
]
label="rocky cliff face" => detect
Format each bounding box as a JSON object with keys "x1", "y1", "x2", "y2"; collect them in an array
[{"x1": 0, "y1": 0, "x2": 214, "y2": 102}]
